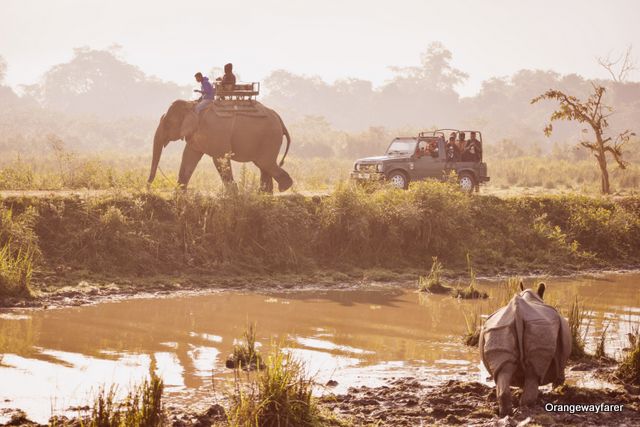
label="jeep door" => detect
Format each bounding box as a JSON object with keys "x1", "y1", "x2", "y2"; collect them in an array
[{"x1": 413, "y1": 139, "x2": 445, "y2": 180}]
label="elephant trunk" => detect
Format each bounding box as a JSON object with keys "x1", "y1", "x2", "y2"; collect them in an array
[{"x1": 148, "y1": 123, "x2": 165, "y2": 184}]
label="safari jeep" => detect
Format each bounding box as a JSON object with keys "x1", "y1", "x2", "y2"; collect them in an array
[{"x1": 350, "y1": 129, "x2": 490, "y2": 192}]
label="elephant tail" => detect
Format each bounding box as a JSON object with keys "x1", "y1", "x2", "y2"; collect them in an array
[{"x1": 277, "y1": 113, "x2": 291, "y2": 167}]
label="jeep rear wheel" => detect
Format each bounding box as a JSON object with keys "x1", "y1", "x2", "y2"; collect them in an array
[
  {"x1": 388, "y1": 171, "x2": 409, "y2": 189},
  {"x1": 458, "y1": 172, "x2": 476, "y2": 193}
]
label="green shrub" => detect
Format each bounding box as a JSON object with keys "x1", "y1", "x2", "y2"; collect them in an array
[
  {"x1": 0, "y1": 244, "x2": 33, "y2": 297},
  {"x1": 567, "y1": 296, "x2": 589, "y2": 359},
  {"x1": 227, "y1": 345, "x2": 322, "y2": 427},
  {"x1": 226, "y1": 322, "x2": 265, "y2": 371},
  {"x1": 616, "y1": 327, "x2": 640, "y2": 385},
  {"x1": 418, "y1": 257, "x2": 451, "y2": 294},
  {"x1": 79, "y1": 370, "x2": 163, "y2": 427}
]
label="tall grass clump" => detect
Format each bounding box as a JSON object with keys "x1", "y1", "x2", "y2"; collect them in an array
[
  {"x1": 227, "y1": 345, "x2": 323, "y2": 427},
  {"x1": 453, "y1": 254, "x2": 488, "y2": 299},
  {"x1": 567, "y1": 296, "x2": 590, "y2": 359},
  {"x1": 418, "y1": 257, "x2": 450, "y2": 294},
  {"x1": 226, "y1": 322, "x2": 265, "y2": 370},
  {"x1": 594, "y1": 323, "x2": 609, "y2": 359},
  {"x1": 81, "y1": 370, "x2": 164, "y2": 427},
  {"x1": 462, "y1": 307, "x2": 481, "y2": 346},
  {"x1": 616, "y1": 326, "x2": 640, "y2": 385},
  {"x1": 0, "y1": 245, "x2": 34, "y2": 298},
  {"x1": 0, "y1": 206, "x2": 39, "y2": 298}
]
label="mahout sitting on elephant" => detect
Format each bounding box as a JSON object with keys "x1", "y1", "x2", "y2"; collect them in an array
[
  {"x1": 479, "y1": 282, "x2": 571, "y2": 416},
  {"x1": 148, "y1": 97, "x2": 292, "y2": 193}
]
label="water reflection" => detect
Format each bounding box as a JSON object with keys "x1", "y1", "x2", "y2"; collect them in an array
[{"x1": 0, "y1": 273, "x2": 638, "y2": 423}]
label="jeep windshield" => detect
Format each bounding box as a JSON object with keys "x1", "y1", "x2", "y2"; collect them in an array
[{"x1": 386, "y1": 138, "x2": 417, "y2": 155}]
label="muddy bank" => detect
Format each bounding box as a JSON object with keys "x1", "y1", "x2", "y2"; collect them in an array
[
  {"x1": 3, "y1": 266, "x2": 640, "y2": 310},
  {"x1": 319, "y1": 377, "x2": 640, "y2": 426},
  {"x1": 4, "y1": 377, "x2": 637, "y2": 427}
]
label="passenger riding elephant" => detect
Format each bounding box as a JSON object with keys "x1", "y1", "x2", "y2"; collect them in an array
[
  {"x1": 479, "y1": 283, "x2": 571, "y2": 417},
  {"x1": 148, "y1": 100, "x2": 292, "y2": 192}
]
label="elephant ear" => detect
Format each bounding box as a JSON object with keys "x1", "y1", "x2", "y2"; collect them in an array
[{"x1": 179, "y1": 110, "x2": 199, "y2": 139}]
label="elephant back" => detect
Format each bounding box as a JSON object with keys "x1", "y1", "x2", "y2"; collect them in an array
[{"x1": 210, "y1": 100, "x2": 271, "y2": 118}]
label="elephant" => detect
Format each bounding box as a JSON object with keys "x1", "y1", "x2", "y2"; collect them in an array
[
  {"x1": 479, "y1": 283, "x2": 571, "y2": 417},
  {"x1": 148, "y1": 99, "x2": 292, "y2": 192}
]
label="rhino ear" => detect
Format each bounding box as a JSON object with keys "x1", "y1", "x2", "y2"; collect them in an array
[
  {"x1": 179, "y1": 110, "x2": 198, "y2": 139},
  {"x1": 519, "y1": 281, "x2": 524, "y2": 292},
  {"x1": 537, "y1": 282, "x2": 546, "y2": 299}
]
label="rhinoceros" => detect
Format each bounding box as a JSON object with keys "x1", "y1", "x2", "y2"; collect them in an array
[{"x1": 479, "y1": 283, "x2": 571, "y2": 416}]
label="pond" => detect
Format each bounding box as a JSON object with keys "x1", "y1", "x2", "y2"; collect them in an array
[{"x1": 1, "y1": 273, "x2": 639, "y2": 423}]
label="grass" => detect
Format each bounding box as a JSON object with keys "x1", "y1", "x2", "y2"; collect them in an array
[
  {"x1": 51, "y1": 369, "x2": 165, "y2": 427},
  {"x1": 594, "y1": 323, "x2": 609, "y2": 359},
  {"x1": 453, "y1": 255, "x2": 488, "y2": 300},
  {"x1": 1, "y1": 183, "x2": 640, "y2": 299},
  {"x1": 462, "y1": 308, "x2": 481, "y2": 346},
  {"x1": 567, "y1": 296, "x2": 590, "y2": 360},
  {"x1": 0, "y1": 244, "x2": 33, "y2": 298},
  {"x1": 226, "y1": 345, "x2": 334, "y2": 427},
  {"x1": 616, "y1": 326, "x2": 640, "y2": 385},
  {"x1": 0, "y1": 206, "x2": 38, "y2": 298},
  {"x1": 226, "y1": 322, "x2": 265, "y2": 371},
  {"x1": 418, "y1": 257, "x2": 451, "y2": 294}
]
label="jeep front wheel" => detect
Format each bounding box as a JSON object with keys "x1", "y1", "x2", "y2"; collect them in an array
[
  {"x1": 458, "y1": 172, "x2": 476, "y2": 193},
  {"x1": 388, "y1": 170, "x2": 409, "y2": 189}
]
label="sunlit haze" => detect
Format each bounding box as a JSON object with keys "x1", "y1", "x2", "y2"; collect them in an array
[{"x1": 2, "y1": 0, "x2": 639, "y2": 96}]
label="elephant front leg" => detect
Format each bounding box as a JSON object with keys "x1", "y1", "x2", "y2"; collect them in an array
[
  {"x1": 178, "y1": 145, "x2": 204, "y2": 189},
  {"x1": 520, "y1": 367, "x2": 539, "y2": 408},
  {"x1": 495, "y1": 363, "x2": 517, "y2": 417}
]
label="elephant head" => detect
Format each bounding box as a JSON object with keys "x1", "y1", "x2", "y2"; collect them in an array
[{"x1": 148, "y1": 100, "x2": 198, "y2": 183}]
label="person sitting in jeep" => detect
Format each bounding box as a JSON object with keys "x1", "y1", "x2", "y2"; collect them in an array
[
  {"x1": 446, "y1": 133, "x2": 460, "y2": 162},
  {"x1": 462, "y1": 131, "x2": 482, "y2": 162},
  {"x1": 457, "y1": 132, "x2": 467, "y2": 157}
]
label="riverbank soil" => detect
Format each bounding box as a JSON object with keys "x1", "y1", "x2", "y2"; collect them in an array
[{"x1": 319, "y1": 378, "x2": 640, "y2": 426}]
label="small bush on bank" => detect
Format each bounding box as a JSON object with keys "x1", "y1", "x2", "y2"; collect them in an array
[
  {"x1": 616, "y1": 327, "x2": 640, "y2": 385},
  {"x1": 0, "y1": 244, "x2": 33, "y2": 298},
  {"x1": 71, "y1": 370, "x2": 164, "y2": 427},
  {"x1": 418, "y1": 257, "x2": 451, "y2": 294},
  {"x1": 226, "y1": 323, "x2": 265, "y2": 371},
  {"x1": 227, "y1": 345, "x2": 324, "y2": 427},
  {"x1": 568, "y1": 296, "x2": 589, "y2": 360}
]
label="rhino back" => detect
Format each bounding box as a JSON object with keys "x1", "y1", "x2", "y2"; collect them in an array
[{"x1": 481, "y1": 293, "x2": 565, "y2": 384}]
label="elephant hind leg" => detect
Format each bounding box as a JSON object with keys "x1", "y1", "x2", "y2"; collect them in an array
[
  {"x1": 495, "y1": 363, "x2": 517, "y2": 417},
  {"x1": 257, "y1": 166, "x2": 274, "y2": 194},
  {"x1": 213, "y1": 156, "x2": 235, "y2": 187},
  {"x1": 256, "y1": 161, "x2": 293, "y2": 192}
]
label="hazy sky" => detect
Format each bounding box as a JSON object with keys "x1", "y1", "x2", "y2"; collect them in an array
[{"x1": 1, "y1": 0, "x2": 639, "y2": 96}]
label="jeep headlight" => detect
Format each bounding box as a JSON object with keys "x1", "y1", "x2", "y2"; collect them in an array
[
  {"x1": 354, "y1": 163, "x2": 361, "y2": 171},
  {"x1": 376, "y1": 164, "x2": 383, "y2": 172}
]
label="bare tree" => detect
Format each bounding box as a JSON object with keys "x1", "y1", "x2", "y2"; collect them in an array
[
  {"x1": 597, "y1": 45, "x2": 637, "y2": 83},
  {"x1": 532, "y1": 84, "x2": 635, "y2": 194}
]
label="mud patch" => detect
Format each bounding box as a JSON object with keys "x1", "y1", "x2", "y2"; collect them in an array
[{"x1": 319, "y1": 378, "x2": 640, "y2": 426}]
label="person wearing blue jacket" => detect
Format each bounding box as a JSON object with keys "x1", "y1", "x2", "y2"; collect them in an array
[{"x1": 194, "y1": 72, "x2": 215, "y2": 114}]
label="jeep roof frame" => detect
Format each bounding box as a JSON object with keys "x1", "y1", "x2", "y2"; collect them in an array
[{"x1": 419, "y1": 129, "x2": 483, "y2": 143}]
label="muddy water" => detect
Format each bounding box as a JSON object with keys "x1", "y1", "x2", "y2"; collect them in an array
[{"x1": 1, "y1": 273, "x2": 639, "y2": 423}]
